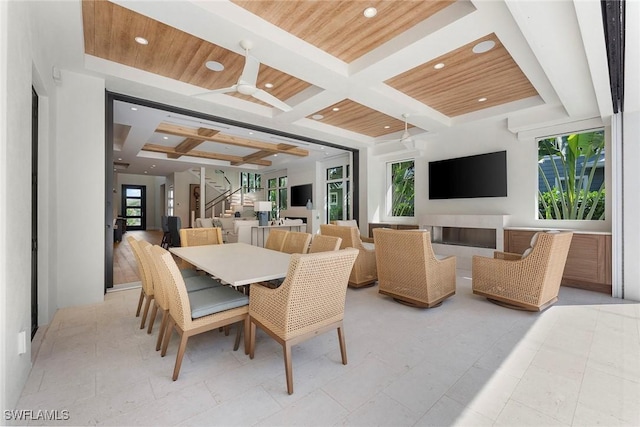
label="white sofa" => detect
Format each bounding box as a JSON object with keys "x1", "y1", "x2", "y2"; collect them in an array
[{"x1": 225, "y1": 219, "x2": 259, "y2": 244}]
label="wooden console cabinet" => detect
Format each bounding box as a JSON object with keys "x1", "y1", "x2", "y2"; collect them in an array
[
  {"x1": 504, "y1": 229, "x2": 612, "y2": 294},
  {"x1": 368, "y1": 223, "x2": 418, "y2": 238}
]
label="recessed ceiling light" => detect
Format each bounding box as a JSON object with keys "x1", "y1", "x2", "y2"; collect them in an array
[
  {"x1": 434, "y1": 63, "x2": 445, "y2": 70},
  {"x1": 265, "y1": 83, "x2": 274, "y2": 89},
  {"x1": 163, "y1": 136, "x2": 168, "y2": 140},
  {"x1": 332, "y1": 107, "x2": 340, "y2": 112},
  {"x1": 130, "y1": 107, "x2": 138, "y2": 111},
  {"x1": 144, "y1": 171, "x2": 148, "y2": 174},
  {"x1": 205, "y1": 61, "x2": 224, "y2": 72},
  {"x1": 472, "y1": 40, "x2": 496, "y2": 54},
  {"x1": 274, "y1": 154, "x2": 278, "y2": 157},
  {"x1": 134, "y1": 36, "x2": 148, "y2": 45},
  {"x1": 478, "y1": 97, "x2": 488, "y2": 102},
  {"x1": 384, "y1": 125, "x2": 390, "y2": 129},
  {"x1": 151, "y1": 165, "x2": 156, "y2": 168},
  {"x1": 312, "y1": 114, "x2": 324, "y2": 120},
  {"x1": 118, "y1": 157, "x2": 122, "y2": 161},
  {"x1": 363, "y1": 7, "x2": 377, "y2": 18},
  {"x1": 249, "y1": 131, "x2": 254, "y2": 135},
  {"x1": 320, "y1": 146, "x2": 325, "y2": 150}
]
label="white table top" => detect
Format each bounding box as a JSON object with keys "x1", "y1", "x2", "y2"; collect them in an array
[{"x1": 170, "y1": 243, "x2": 291, "y2": 287}]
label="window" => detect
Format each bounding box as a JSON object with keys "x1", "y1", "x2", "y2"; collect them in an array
[
  {"x1": 388, "y1": 160, "x2": 415, "y2": 217},
  {"x1": 326, "y1": 165, "x2": 350, "y2": 221},
  {"x1": 268, "y1": 175, "x2": 287, "y2": 218},
  {"x1": 241, "y1": 172, "x2": 262, "y2": 193},
  {"x1": 537, "y1": 129, "x2": 605, "y2": 220},
  {"x1": 167, "y1": 186, "x2": 174, "y2": 216}
]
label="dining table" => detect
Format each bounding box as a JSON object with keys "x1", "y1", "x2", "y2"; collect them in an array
[{"x1": 169, "y1": 242, "x2": 291, "y2": 288}]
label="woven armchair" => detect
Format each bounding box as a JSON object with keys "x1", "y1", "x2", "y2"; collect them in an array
[
  {"x1": 320, "y1": 224, "x2": 377, "y2": 287},
  {"x1": 249, "y1": 248, "x2": 358, "y2": 394},
  {"x1": 265, "y1": 229, "x2": 289, "y2": 251},
  {"x1": 308, "y1": 234, "x2": 342, "y2": 253},
  {"x1": 281, "y1": 231, "x2": 311, "y2": 254},
  {"x1": 472, "y1": 231, "x2": 573, "y2": 311},
  {"x1": 155, "y1": 247, "x2": 250, "y2": 381},
  {"x1": 334, "y1": 219, "x2": 374, "y2": 243},
  {"x1": 373, "y1": 228, "x2": 456, "y2": 308}
]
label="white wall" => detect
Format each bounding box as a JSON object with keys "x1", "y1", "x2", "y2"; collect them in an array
[
  {"x1": 54, "y1": 70, "x2": 105, "y2": 308},
  {"x1": 367, "y1": 117, "x2": 611, "y2": 233},
  {"x1": 622, "y1": 0, "x2": 640, "y2": 301},
  {"x1": 1, "y1": 0, "x2": 34, "y2": 411}
]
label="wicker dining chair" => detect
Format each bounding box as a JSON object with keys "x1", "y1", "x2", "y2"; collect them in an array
[
  {"x1": 128, "y1": 236, "x2": 156, "y2": 329},
  {"x1": 179, "y1": 227, "x2": 224, "y2": 246},
  {"x1": 373, "y1": 228, "x2": 456, "y2": 308},
  {"x1": 265, "y1": 229, "x2": 289, "y2": 251},
  {"x1": 319, "y1": 224, "x2": 377, "y2": 287},
  {"x1": 472, "y1": 231, "x2": 573, "y2": 311},
  {"x1": 155, "y1": 247, "x2": 250, "y2": 381},
  {"x1": 248, "y1": 248, "x2": 359, "y2": 394},
  {"x1": 144, "y1": 243, "x2": 222, "y2": 347},
  {"x1": 281, "y1": 231, "x2": 312, "y2": 254},
  {"x1": 308, "y1": 234, "x2": 342, "y2": 253},
  {"x1": 334, "y1": 219, "x2": 374, "y2": 243}
]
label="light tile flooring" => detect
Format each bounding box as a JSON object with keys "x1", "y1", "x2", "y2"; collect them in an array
[{"x1": 13, "y1": 271, "x2": 640, "y2": 426}]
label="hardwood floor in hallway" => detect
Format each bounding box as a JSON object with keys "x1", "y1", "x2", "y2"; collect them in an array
[{"x1": 113, "y1": 230, "x2": 163, "y2": 285}]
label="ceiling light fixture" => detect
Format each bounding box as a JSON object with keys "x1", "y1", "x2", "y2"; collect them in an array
[
  {"x1": 265, "y1": 83, "x2": 274, "y2": 89},
  {"x1": 478, "y1": 97, "x2": 488, "y2": 102},
  {"x1": 434, "y1": 63, "x2": 445, "y2": 70},
  {"x1": 134, "y1": 36, "x2": 148, "y2": 45},
  {"x1": 163, "y1": 136, "x2": 168, "y2": 140},
  {"x1": 472, "y1": 40, "x2": 496, "y2": 54},
  {"x1": 130, "y1": 107, "x2": 138, "y2": 111},
  {"x1": 312, "y1": 114, "x2": 324, "y2": 120},
  {"x1": 363, "y1": 7, "x2": 377, "y2": 18},
  {"x1": 332, "y1": 107, "x2": 340, "y2": 112},
  {"x1": 205, "y1": 60, "x2": 224, "y2": 72}
]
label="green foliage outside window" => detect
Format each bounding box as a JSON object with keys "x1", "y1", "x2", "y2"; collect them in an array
[
  {"x1": 390, "y1": 160, "x2": 414, "y2": 217},
  {"x1": 538, "y1": 130, "x2": 605, "y2": 220}
]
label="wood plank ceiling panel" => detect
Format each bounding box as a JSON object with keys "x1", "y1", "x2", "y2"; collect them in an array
[
  {"x1": 81, "y1": 0, "x2": 311, "y2": 102},
  {"x1": 385, "y1": 34, "x2": 539, "y2": 117},
  {"x1": 308, "y1": 100, "x2": 410, "y2": 138},
  {"x1": 232, "y1": 0, "x2": 455, "y2": 63}
]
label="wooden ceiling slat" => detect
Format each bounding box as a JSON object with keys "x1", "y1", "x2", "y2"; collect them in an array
[
  {"x1": 385, "y1": 34, "x2": 538, "y2": 117},
  {"x1": 81, "y1": 0, "x2": 95, "y2": 55},
  {"x1": 232, "y1": 0, "x2": 455, "y2": 63}
]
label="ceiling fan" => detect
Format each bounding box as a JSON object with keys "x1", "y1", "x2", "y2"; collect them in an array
[
  {"x1": 378, "y1": 113, "x2": 415, "y2": 149},
  {"x1": 195, "y1": 40, "x2": 293, "y2": 112}
]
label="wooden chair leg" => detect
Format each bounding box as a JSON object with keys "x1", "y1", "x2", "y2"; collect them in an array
[
  {"x1": 140, "y1": 296, "x2": 152, "y2": 329},
  {"x1": 156, "y1": 310, "x2": 169, "y2": 351},
  {"x1": 172, "y1": 333, "x2": 189, "y2": 381},
  {"x1": 233, "y1": 322, "x2": 242, "y2": 351},
  {"x1": 243, "y1": 316, "x2": 250, "y2": 355},
  {"x1": 284, "y1": 342, "x2": 294, "y2": 395},
  {"x1": 161, "y1": 317, "x2": 175, "y2": 357},
  {"x1": 337, "y1": 326, "x2": 347, "y2": 365},
  {"x1": 249, "y1": 321, "x2": 256, "y2": 359},
  {"x1": 136, "y1": 289, "x2": 144, "y2": 317},
  {"x1": 147, "y1": 301, "x2": 158, "y2": 334}
]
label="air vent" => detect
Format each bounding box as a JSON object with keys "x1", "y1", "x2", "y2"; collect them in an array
[{"x1": 114, "y1": 162, "x2": 130, "y2": 170}]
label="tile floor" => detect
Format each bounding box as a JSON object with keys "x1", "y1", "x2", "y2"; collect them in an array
[{"x1": 11, "y1": 271, "x2": 640, "y2": 426}]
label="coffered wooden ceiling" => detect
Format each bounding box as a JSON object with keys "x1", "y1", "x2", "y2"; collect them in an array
[{"x1": 78, "y1": 0, "x2": 601, "y2": 172}]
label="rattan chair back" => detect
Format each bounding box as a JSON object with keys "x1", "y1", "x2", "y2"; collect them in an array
[
  {"x1": 319, "y1": 224, "x2": 377, "y2": 287},
  {"x1": 179, "y1": 227, "x2": 223, "y2": 247},
  {"x1": 265, "y1": 229, "x2": 289, "y2": 251},
  {"x1": 374, "y1": 228, "x2": 456, "y2": 307},
  {"x1": 128, "y1": 236, "x2": 154, "y2": 297},
  {"x1": 281, "y1": 231, "x2": 312, "y2": 254},
  {"x1": 308, "y1": 234, "x2": 342, "y2": 253},
  {"x1": 248, "y1": 248, "x2": 358, "y2": 394}
]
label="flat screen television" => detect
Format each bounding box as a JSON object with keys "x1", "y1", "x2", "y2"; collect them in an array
[
  {"x1": 429, "y1": 150, "x2": 507, "y2": 199},
  {"x1": 290, "y1": 183, "x2": 312, "y2": 207}
]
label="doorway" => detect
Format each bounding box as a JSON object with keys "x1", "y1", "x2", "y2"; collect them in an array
[
  {"x1": 31, "y1": 87, "x2": 38, "y2": 339},
  {"x1": 121, "y1": 184, "x2": 146, "y2": 230}
]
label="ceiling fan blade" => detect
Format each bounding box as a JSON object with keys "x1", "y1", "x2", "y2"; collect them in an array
[
  {"x1": 239, "y1": 54, "x2": 260, "y2": 86},
  {"x1": 252, "y1": 89, "x2": 293, "y2": 112},
  {"x1": 193, "y1": 85, "x2": 237, "y2": 97}
]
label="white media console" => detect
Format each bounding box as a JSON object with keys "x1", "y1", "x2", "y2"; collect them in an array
[{"x1": 419, "y1": 214, "x2": 510, "y2": 270}]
